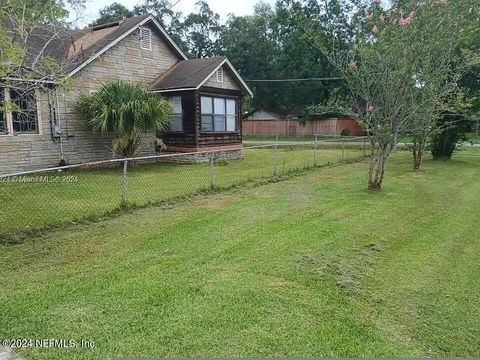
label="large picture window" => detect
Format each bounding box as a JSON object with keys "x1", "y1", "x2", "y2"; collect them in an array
[
  {"x1": 168, "y1": 96, "x2": 183, "y2": 132},
  {"x1": 201, "y1": 96, "x2": 237, "y2": 132}
]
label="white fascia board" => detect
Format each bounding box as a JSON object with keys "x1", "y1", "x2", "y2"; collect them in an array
[
  {"x1": 224, "y1": 58, "x2": 254, "y2": 97},
  {"x1": 153, "y1": 88, "x2": 196, "y2": 93},
  {"x1": 149, "y1": 17, "x2": 188, "y2": 61}
]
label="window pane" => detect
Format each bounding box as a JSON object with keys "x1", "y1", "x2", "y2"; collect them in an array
[
  {"x1": 202, "y1": 115, "x2": 213, "y2": 132},
  {"x1": 169, "y1": 96, "x2": 182, "y2": 114},
  {"x1": 0, "y1": 89, "x2": 5, "y2": 133},
  {"x1": 226, "y1": 115, "x2": 236, "y2": 132},
  {"x1": 226, "y1": 99, "x2": 236, "y2": 115},
  {"x1": 11, "y1": 89, "x2": 37, "y2": 133},
  {"x1": 214, "y1": 115, "x2": 226, "y2": 132},
  {"x1": 201, "y1": 97, "x2": 213, "y2": 114},
  {"x1": 171, "y1": 114, "x2": 183, "y2": 132},
  {"x1": 214, "y1": 98, "x2": 225, "y2": 115}
]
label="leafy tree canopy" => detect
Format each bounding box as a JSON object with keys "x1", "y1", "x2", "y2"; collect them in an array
[{"x1": 89, "y1": 3, "x2": 133, "y2": 26}]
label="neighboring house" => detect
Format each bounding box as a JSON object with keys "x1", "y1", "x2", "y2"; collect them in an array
[
  {"x1": 244, "y1": 108, "x2": 289, "y2": 121},
  {"x1": 242, "y1": 107, "x2": 364, "y2": 137},
  {"x1": 0, "y1": 14, "x2": 252, "y2": 175}
]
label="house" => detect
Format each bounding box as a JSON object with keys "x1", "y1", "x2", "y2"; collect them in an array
[
  {"x1": 244, "y1": 108, "x2": 289, "y2": 121},
  {"x1": 242, "y1": 107, "x2": 364, "y2": 137},
  {"x1": 0, "y1": 14, "x2": 252, "y2": 174}
]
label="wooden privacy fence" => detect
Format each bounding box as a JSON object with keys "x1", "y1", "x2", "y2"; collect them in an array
[{"x1": 242, "y1": 118, "x2": 365, "y2": 137}]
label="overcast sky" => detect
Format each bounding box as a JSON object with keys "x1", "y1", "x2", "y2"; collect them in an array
[{"x1": 73, "y1": 0, "x2": 276, "y2": 26}]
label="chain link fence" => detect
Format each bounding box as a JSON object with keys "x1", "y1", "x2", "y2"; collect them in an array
[{"x1": 0, "y1": 137, "x2": 368, "y2": 241}]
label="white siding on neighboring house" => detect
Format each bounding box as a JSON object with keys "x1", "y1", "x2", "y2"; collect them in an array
[{"x1": 246, "y1": 110, "x2": 283, "y2": 121}]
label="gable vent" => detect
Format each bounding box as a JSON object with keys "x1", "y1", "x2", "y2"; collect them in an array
[
  {"x1": 216, "y1": 67, "x2": 224, "y2": 82},
  {"x1": 140, "y1": 27, "x2": 152, "y2": 50}
]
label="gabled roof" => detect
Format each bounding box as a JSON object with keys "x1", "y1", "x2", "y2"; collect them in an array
[
  {"x1": 4, "y1": 14, "x2": 188, "y2": 78},
  {"x1": 66, "y1": 14, "x2": 188, "y2": 76},
  {"x1": 4, "y1": 14, "x2": 254, "y2": 97},
  {"x1": 244, "y1": 108, "x2": 290, "y2": 119},
  {"x1": 151, "y1": 57, "x2": 253, "y2": 97},
  {"x1": 286, "y1": 105, "x2": 306, "y2": 119}
]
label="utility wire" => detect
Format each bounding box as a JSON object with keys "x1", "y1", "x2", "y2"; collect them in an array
[
  {"x1": 170, "y1": 0, "x2": 183, "y2": 9},
  {"x1": 245, "y1": 77, "x2": 344, "y2": 82}
]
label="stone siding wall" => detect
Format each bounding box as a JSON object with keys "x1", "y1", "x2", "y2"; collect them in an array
[{"x1": 0, "y1": 23, "x2": 181, "y2": 175}]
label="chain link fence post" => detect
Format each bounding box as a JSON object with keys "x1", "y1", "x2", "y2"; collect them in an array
[
  {"x1": 210, "y1": 152, "x2": 215, "y2": 188},
  {"x1": 314, "y1": 134, "x2": 318, "y2": 166},
  {"x1": 120, "y1": 159, "x2": 128, "y2": 207},
  {"x1": 272, "y1": 134, "x2": 279, "y2": 176}
]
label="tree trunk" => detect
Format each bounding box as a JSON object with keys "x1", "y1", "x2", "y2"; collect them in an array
[
  {"x1": 412, "y1": 139, "x2": 426, "y2": 171},
  {"x1": 368, "y1": 144, "x2": 389, "y2": 191},
  {"x1": 413, "y1": 150, "x2": 423, "y2": 170}
]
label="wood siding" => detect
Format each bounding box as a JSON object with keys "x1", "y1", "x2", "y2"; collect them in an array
[
  {"x1": 161, "y1": 87, "x2": 245, "y2": 150},
  {"x1": 196, "y1": 87, "x2": 243, "y2": 148},
  {"x1": 161, "y1": 90, "x2": 198, "y2": 148}
]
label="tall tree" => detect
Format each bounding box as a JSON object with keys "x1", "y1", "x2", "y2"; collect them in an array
[
  {"x1": 305, "y1": 0, "x2": 478, "y2": 190},
  {"x1": 90, "y1": 3, "x2": 133, "y2": 26},
  {"x1": 179, "y1": 1, "x2": 221, "y2": 58},
  {"x1": 268, "y1": 0, "x2": 348, "y2": 109},
  {"x1": 216, "y1": 1, "x2": 353, "y2": 110},
  {"x1": 401, "y1": 0, "x2": 479, "y2": 170},
  {"x1": 133, "y1": 0, "x2": 179, "y2": 28},
  {"x1": 133, "y1": 0, "x2": 184, "y2": 48},
  {"x1": 0, "y1": 0, "x2": 84, "y2": 83},
  {"x1": 216, "y1": 3, "x2": 278, "y2": 109}
]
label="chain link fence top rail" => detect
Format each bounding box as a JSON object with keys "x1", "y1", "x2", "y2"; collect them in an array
[{"x1": 0, "y1": 137, "x2": 368, "y2": 240}]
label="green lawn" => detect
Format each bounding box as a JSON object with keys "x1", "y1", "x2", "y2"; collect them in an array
[
  {"x1": 0, "y1": 146, "x2": 365, "y2": 238},
  {"x1": 466, "y1": 132, "x2": 480, "y2": 144},
  {"x1": 1, "y1": 149, "x2": 479, "y2": 359}
]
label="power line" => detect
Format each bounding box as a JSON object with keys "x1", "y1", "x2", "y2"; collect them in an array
[
  {"x1": 245, "y1": 77, "x2": 344, "y2": 83},
  {"x1": 170, "y1": 0, "x2": 183, "y2": 10}
]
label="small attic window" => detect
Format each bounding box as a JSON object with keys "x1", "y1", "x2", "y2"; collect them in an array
[
  {"x1": 216, "y1": 67, "x2": 224, "y2": 82},
  {"x1": 140, "y1": 27, "x2": 152, "y2": 50}
]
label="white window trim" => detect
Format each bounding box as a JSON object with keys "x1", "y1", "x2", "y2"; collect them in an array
[
  {"x1": 200, "y1": 96, "x2": 237, "y2": 133},
  {"x1": 140, "y1": 27, "x2": 152, "y2": 51},
  {"x1": 35, "y1": 88, "x2": 44, "y2": 136},
  {"x1": 0, "y1": 87, "x2": 41, "y2": 136},
  {"x1": 168, "y1": 96, "x2": 183, "y2": 133},
  {"x1": 3, "y1": 88, "x2": 13, "y2": 136}
]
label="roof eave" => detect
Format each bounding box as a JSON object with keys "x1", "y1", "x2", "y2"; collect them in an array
[{"x1": 153, "y1": 87, "x2": 196, "y2": 93}]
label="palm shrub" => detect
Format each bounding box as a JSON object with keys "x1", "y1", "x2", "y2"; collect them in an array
[{"x1": 75, "y1": 80, "x2": 172, "y2": 158}]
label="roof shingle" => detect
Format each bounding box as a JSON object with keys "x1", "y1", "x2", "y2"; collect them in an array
[
  {"x1": 151, "y1": 57, "x2": 226, "y2": 91},
  {"x1": 4, "y1": 14, "x2": 183, "y2": 75}
]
